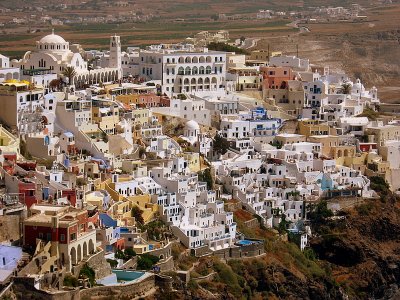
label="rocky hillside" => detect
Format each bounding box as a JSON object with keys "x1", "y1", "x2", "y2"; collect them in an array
[
  {"x1": 147, "y1": 190, "x2": 400, "y2": 299},
  {"x1": 311, "y1": 195, "x2": 400, "y2": 299}
]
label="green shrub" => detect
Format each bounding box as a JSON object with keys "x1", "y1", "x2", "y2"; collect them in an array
[
  {"x1": 124, "y1": 248, "x2": 137, "y2": 259},
  {"x1": 137, "y1": 254, "x2": 160, "y2": 270},
  {"x1": 79, "y1": 264, "x2": 96, "y2": 286},
  {"x1": 63, "y1": 274, "x2": 79, "y2": 287},
  {"x1": 107, "y1": 259, "x2": 118, "y2": 268}
]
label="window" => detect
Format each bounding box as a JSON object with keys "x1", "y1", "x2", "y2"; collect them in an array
[{"x1": 60, "y1": 234, "x2": 65, "y2": 242}]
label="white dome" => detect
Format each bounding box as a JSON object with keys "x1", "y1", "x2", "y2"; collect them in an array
[
  {"x1": 39, "y1": 33, "x2": 67, "y2": 44},
  {"x1": 185, "y1": 120, "x2": 200, "y2": 131}
]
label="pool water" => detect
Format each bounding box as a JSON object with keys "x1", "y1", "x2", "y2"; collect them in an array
[
  {"x1": 113, "y1": 270, "x2": 145, "y2": 281},
  {"x1": 236, "y1": 240, "x2": 254, "y2": 246},
  {"x1": 97, "y1": 270, "x2": 145, "y2": 286}
]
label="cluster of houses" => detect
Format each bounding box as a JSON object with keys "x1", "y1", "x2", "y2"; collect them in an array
[{"x1": 0, "y1": 30, "x2": 396, "y2": 296}]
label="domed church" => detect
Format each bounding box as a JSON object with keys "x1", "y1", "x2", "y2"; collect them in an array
[{"x1": 11, "y1": 30, "x2": 122, "y2": 87}]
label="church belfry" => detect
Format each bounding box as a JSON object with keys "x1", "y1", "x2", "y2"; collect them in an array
[{"x1": 109, "y1": 35, "x2": 121, "y2": 70}]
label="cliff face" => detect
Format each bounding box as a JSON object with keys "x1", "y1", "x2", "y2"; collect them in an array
[
  {"x1": 150, "y1": 197, "x2": 400, "y2": 300},
  {"x1": 311, "y1": 197, "x2": 400, "y2": 299}
]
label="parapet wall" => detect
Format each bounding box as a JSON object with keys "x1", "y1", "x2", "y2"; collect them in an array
[{"x1": 79, "y1": 273, "x2": 155, "y2": 300}]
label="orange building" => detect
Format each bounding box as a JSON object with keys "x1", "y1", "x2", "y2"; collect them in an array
[{"x1": 260, "y1": 66, "x2": 295, "y2": 89}]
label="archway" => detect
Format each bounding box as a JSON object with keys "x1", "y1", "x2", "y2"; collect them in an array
[
  {"x1": 89, "y1": 239, "x2": 95, "y2": 254},
  {"x1": 70, "y1": 247, "x2": 77, "y2": 266},
  {"x1": 77, "y1": 244, "x2": 82, "y2": 262},
  {"x1": 83, "y1": 241, "x2": 88, "y2": 258}
]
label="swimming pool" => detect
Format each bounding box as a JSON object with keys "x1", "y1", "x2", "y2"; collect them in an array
[
  {"x1": 235, "y1": 240, "x2": 255, "y2": 246},
  {"x1": 113, "y1": 270, "x2": 145, "y2": 281},
  {"x1": 97, "y1": 270, "x2": 145, "y2": 286}
]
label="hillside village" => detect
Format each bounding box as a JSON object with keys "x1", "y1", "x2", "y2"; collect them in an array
[{"x1": 0, "y1": 28, "x2": 398, "y2": 299}]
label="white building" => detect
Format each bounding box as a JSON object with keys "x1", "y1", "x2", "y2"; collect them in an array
[
  {"x1": 139, "y1": 48, "x2": 227, "y2": 96},
  {"x1": 11, "y1": 31, "x2": 122, "y2": 87}
]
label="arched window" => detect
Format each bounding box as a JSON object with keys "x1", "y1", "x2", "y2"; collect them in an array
[
  {"x1": 185, "y1": 67, "x2": 191, "y2": 75},
  {"x1": 192, "y1": 66, "x2": 198, "y2": 75},
  {"x1": 199, "y1": 66, "x2": 205, "y2": 74},
  {"x1": 178, "y1": 67, "x2": 184, "y2": 75},
  {"x1": 206, "y1": 66, "x2": 212, "y2": 74}
]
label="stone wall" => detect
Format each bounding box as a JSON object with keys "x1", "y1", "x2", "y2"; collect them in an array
[
  {"x1": 243, "y1": 218, "x2": 259, "y2": 229},
  {"x1": 120, "y1": 257, "x2": 137, "y2": 270},
  {"x1": 213, "y1": 241, "x2": 265, "y2": 260},
  {"x1": 148, "y1": 242, "x2": 172, "y2": 260},
  {"x1": 71, "y1": 250, "x2": 111, "y2": 280},
  {"x1": 155, "y1": 256, "x2": 174, "y2": 272},
  {"x1": 191, "y1": 245, "x2": 211, "y2": 257},
  {"x1": 0, "y1": 214, "x2": 23, "y2": 244},
  {"x1": 79, "y1": 273, "x2": 155, "y2": 300},
  {"x1": 12, "y1": 277, "x2": 80, "y2": 300}
]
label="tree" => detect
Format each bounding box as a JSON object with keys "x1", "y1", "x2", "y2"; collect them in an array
[
  {"x1": 137, "y1": 254, "x2": 160, "y2": 270},
  {"x1": 339, "y1": 83, "x2": 352, "y2": 95},
  {"x1": 79, "y1": 264, "x2": 95, "y2": 287},
  {"x1": 198, "y1": 168, "x2": 213, "y2": 190},
  {"x1": 131, "y1": 206, "x2": 144, "y2": 225},
  {"x1": 49, "y1": 79, "x2": 61, "y2": 91},
  {"x1": 124, "y1": 248, "x2": 136, "y2": 259},
  {"x1": 62, "y1": 66, "x2": 77, "y2": 85},
  {"x1": 213, "y1": 134, "x2": 230, "y2": 155},
  {"x1": 308, "y1": 200, "x2": 333, "y2": 224},
  {"x1": 106, "y1": 258, "x2": 118, "y2": 268}
]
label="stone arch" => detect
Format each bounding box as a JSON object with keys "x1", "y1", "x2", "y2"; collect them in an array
[
  {"x1": 206, "y1": 56, "x2": 212, "y2": 63},
  {"x1": 184, "y1": 78, "x2": 189, "y2": 85},
  {"x1": 159, "y1": 254, "x2": 164, "y2": 260},
  {"x1": 205, "y1": 77, "x2": 210, "y2": 84},
  {"x1": 6, "y1": 73, "x2": 12, "y2": 80},
  {"x1": 206, "y1": 66, "x2": 212, "y2": 74},
  {"x1": 185, "y1": 67, "x2": 191, "y2": 75},
  {"x1": 77, "y1": 244, "x2": 82, "y2": 262},
  {"x1": 185, "y1": 57, "x2": 191, "y2": 63},
  {"x1": 178, "y1": 57, "x2": 184, "y2": 63},
  {"x1": 70, "y1": 247, "x2": 77, "y2": 266},
  {"x1": 178, "y1": 67, "x2": 184, "y2": 75},
  {"x1": 337, "y1": 150, "x2": 342, "y2": 157},
  {"x1": 344, "y1": 149, "x2": 349, "y2": 157},
  {"x1": 192, "y1": 56, "x2": 198, "y2": 63},
  {"x1": 89, "y1": 239, "x2": 95, "y2": 254},
  {"x1": 89, "y1": 73, "x2": 93, "y2": 84},
  {"x1": 83, "y1": 241, "x2": 88, "y2": 258},
  {"x1": 105, "y1": 72, "x2": 109, "y2": 83},
  {"x1": 199, "y1": 66, "x2": 205, "y2": 74},
  {"x1": 13, "y1": 72, "x2": 19, "y2": 79},
  {"x1": 96, "y1": 72, "x2": 101, "y2": 84},
  {"x1": 191, "y1": 78, "x2": 196, "y2": 85},
  {"x1": 199, "y1": 56, "x2": 205, "y2": 63},
  {"x1": 198, "y1": 78, "x2": 203, "y2": 85},
  {"x1": 211, "y1": 77, "x2": 217, "y2": 84},
  {"x1": 100, "y1": 72, "x2": 104, "y2": 83},
  {"x1": 192, "y1": 66, "x2": 198, "y2": 75}
]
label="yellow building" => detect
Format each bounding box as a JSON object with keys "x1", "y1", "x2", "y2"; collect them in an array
[
  {"x1": 298, "y1": 120, "x2": 336, "y2": 137},
  {"x1": 308, "y1": 135, "x2": 339, "y2": 158},
  {"x1": 92, "y1": 104, "x2": 120, "y2": 134},
  {"x1": 0, "y1": 125, "x2": 19, "y2": 153},
  {"x1": 275, "y1": 133, "x2": 306, "y2": 146},
  {"x1": 181, "y1": 152, "x2": 201, "y2": 173},
  {"x1": 365, "y1": 125, "x2": 400, "y2": 146},
  {"x1": 330, "y1": 145, "x2": 356, "y2": 159}
]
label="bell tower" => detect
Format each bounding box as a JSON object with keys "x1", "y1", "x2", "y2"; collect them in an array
[{"x1": 109, "y1": 35, "x2": 121, "y2": 71}]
